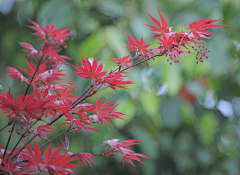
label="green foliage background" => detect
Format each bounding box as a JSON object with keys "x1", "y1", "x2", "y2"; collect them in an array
[{"x1": 0, "y1": 0, "x2": 239, "y2": 174}]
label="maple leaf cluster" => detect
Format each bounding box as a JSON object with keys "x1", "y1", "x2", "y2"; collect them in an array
[
  {"x1": 101, "y1": 139, "x2": 150, "y2": 167},
  {"x1": 0, "y1": 9, "x2": 225, "y2": 175},
  {"x1": 126, "y1": 9, "x2": 226, "y2": 64}
]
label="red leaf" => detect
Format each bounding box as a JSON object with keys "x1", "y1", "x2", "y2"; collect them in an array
[
  {"x1": 6, "y1": 67, "x2": 28, "y2": 84},
  {"x1": 19, "y1": 42, "x2": 38, "y2": 58},
  {"x1": 145, "y1": 9, "x2": 170, "y2": 37},
  {"x1": 86, "y1": 98, "x2": 127, "y2": 126},
  {"x1": 72, "y1": 57, "x2": 107, "y2": 80},
  {"x1": 22, "y1": 142, "x2": 78, "y2": 174},
  {"x1": 60, "y1": 134, "x2": 69, "y2": 151},
  {"x1": 76, "y1": 153, "x2": 96, "y2": 167},
  {"x1": 27, "y1": 20, "x2": 45, "y2": 40},
  {"x1": 184, "y1": 17, "x2": 227, "y2": 43},
  {"x1": 108, "y1": 55, "x2": 133, "y2": 70},
  {"x1": 125, "y1": 33, "x2": 150, "y2": 53},
  {"x1": 0, "y1": 156, "x2": 21, "y2": 174},
  {"x1": 34, "y1": 125, "x2": 56, "y2": 141},
  {"x1": 101, "y1": 139, "x2": 150, "y2": 167}
]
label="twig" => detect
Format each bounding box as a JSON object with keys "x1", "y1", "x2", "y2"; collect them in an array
[
  {"x1": 2, "y1": 121, "x2": 16, "y2": 159},
  {"x1": 0, "y1": 121, "x2": 13, "y2": 133}
]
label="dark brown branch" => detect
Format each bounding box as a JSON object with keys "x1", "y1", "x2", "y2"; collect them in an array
[{"x1": 2, "y1": 121, "x2": 16, "y2": 159}]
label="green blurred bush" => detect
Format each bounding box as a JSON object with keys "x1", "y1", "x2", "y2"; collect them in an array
[{"x1": 0, "y1": 0, "x2": 239, "y2": 174}]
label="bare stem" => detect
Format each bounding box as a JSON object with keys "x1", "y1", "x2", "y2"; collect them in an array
[
  {"x1": 8, "y1": 119, "x2": 40, "y2": 157},
  {"x1": 23, "y1": 56, "x2": 44, "y2": 97},
  {"x1": 3, "y1": 121, "x2": 16, "y2": 159},
  {"x1": 0, "y1": 120, "x2": 13, "y2": 133},
  {"x1": 39, "y1": 129, "x2": 69, "y2": 149}
]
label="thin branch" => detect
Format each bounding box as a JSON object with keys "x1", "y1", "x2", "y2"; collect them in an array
[
  {"x1": 0, "y1": 120, "x2": 13, "y2": 133},
  {"x1": 2, "y1": 121, "x2": 16, "y2": 159},
  {"x1": 39, "y1": 129, "x2": 69, "y2": 149},
  {"x1": 9, "y1": 116, "x2": 42, "y2": 157},
  {"x1": 23, "y1": 56, "x2": 44, "y2": 97},
  {"x1": 70, "y1": 84, "x2": 93, "y2": 106},
  {"x1": 92, "y1": 154, "x2": 104, "y2": 156}
]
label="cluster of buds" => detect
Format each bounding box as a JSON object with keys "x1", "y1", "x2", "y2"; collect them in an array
[{"x1": 192, "y1": 45, "x2": 211, "y2": 63}]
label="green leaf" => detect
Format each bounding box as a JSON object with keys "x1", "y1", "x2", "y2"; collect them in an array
[
  {"x1": 162, "y1": 63, "x2": 182, "y2": 96},
  {"x1": 77, "y1": 33, "x2": 102, "y2": 59},
  {"x1": 140, "y1": 91, "x2": 162, "y2": 127},
  {"x1": 113, "y1": 99, "x2": 136, "y2": 128},
  {"x1": 105, "y1": 26, "x2": 128, "y2": 57},
  {"x1": 223, "y1": 160, "x2": 239, "y2": 175},
  {"x1": 197, "y1": 112, "x2": 219, "y2": 146},
  {"x1": 160, "y1": 97, "x2": 181, "y2": 129},
  {"x1": 131, "y1": 126, "x2": 158, "y2": 159},
  {"x1": 182, "y1": 102, "x2": 196, "y2": 124},
  {"x1": 37, "y1": 0, "x2": 73, "y2": 28}
]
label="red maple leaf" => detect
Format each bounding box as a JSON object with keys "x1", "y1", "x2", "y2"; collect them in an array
[
  {"x1": 6, "y1": 67, "x2": 28, "y2": 84},
  {"x1": 157, "y1": 34, "x2": 173, "y2": 50},
  {"x1": 72, "y1": 57, "x2": 107, "y2": 80},
  {"x1": 42, "y1": 100, "x2": 71, "y2": 118},
  {"x1": 145, "y1": 9, "x2": 171, "y2": 37},
  {"x1": 33, "y1": 125, "x2": 56, "y2": 141},
  {"x1": 120, "y1": 139, "x2": 142, "y2": 146},
  {"x1": 100, "y1": 72, "x2": 134, "y2": 92},
  {"x1": 0, "y1": 156, "x2": 18, "y2": 174},
  {"x1": 0, "y1": 88, "x2": 43, "y2": 123},
  {"x1": 27, "y1": 20, "x2": 71, "y2": 47},
  {"x1": 63, "y1": 118, "x2": 101, "y2": 134},
  {"x1": 44, "y1": 24, "x2": 55, "y2": 37},
  {"x1": 43, "y1": 24, "x2": 71, "y2": 46},
  {"x1": 27, "y1": 20, "x2": 46, "y2": 40},
  {"x1": 60, "y1": 134, "x2": 69, "y2": 151},
  {"x1": 75, "y1": 153, "x2": 96, "y2": 167},
  {"x1": 21, "y1": 142, "x2": 43, "y2": 172},
  {"x1": 34, "y1": 85, "x2": 69, "y2": 119},
  {"x1": 56, "y1": 88, "x2": 77, "y2": 105},
  {"x1": 74, "y1": 102, "x2": 93, "y2": 120},
  {"x1": 184, "y1": 18, "x2": 227, "y2": 43},
  {"x1": 41, "y1": 45, "x2": 72, "y2": 65},
  {"x1": 19, "y1": 42, "x2": 38, "y2": 58},
  {"x1": 51, "y1": 28, "x2": 71, "y2": 47},
  {"x1": 33, "y1": 86, "x2": 57, "y2": 104},
  {"x1": 18, "y1": 58, "x2": 65, "y2": 84},
  {"x1": 125, "y1": 33, "x2": 150, "y2": 54},
  {"x1": 22, "y1": 142, "x2": 78, "y2": 175},
  {"x1": 108, "y1": 55, "x2": 133, "y2": 70},
  {"x1": 101, "y1": 139, "x2": 150, "y2": 167},
  {"x1": 122, "y1": 153, "x2": 150, "y2": 167},
  {"x1": 16, "y1": 94, "x2": 44, "y2": 123},
  {"x1": 86, "y1": 97, "x2": 127, "y2": 126}
]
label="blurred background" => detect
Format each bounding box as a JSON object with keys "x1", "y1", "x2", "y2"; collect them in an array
[{"x1": 0, "y1": 0, "x2": 239, "y2": 174}]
